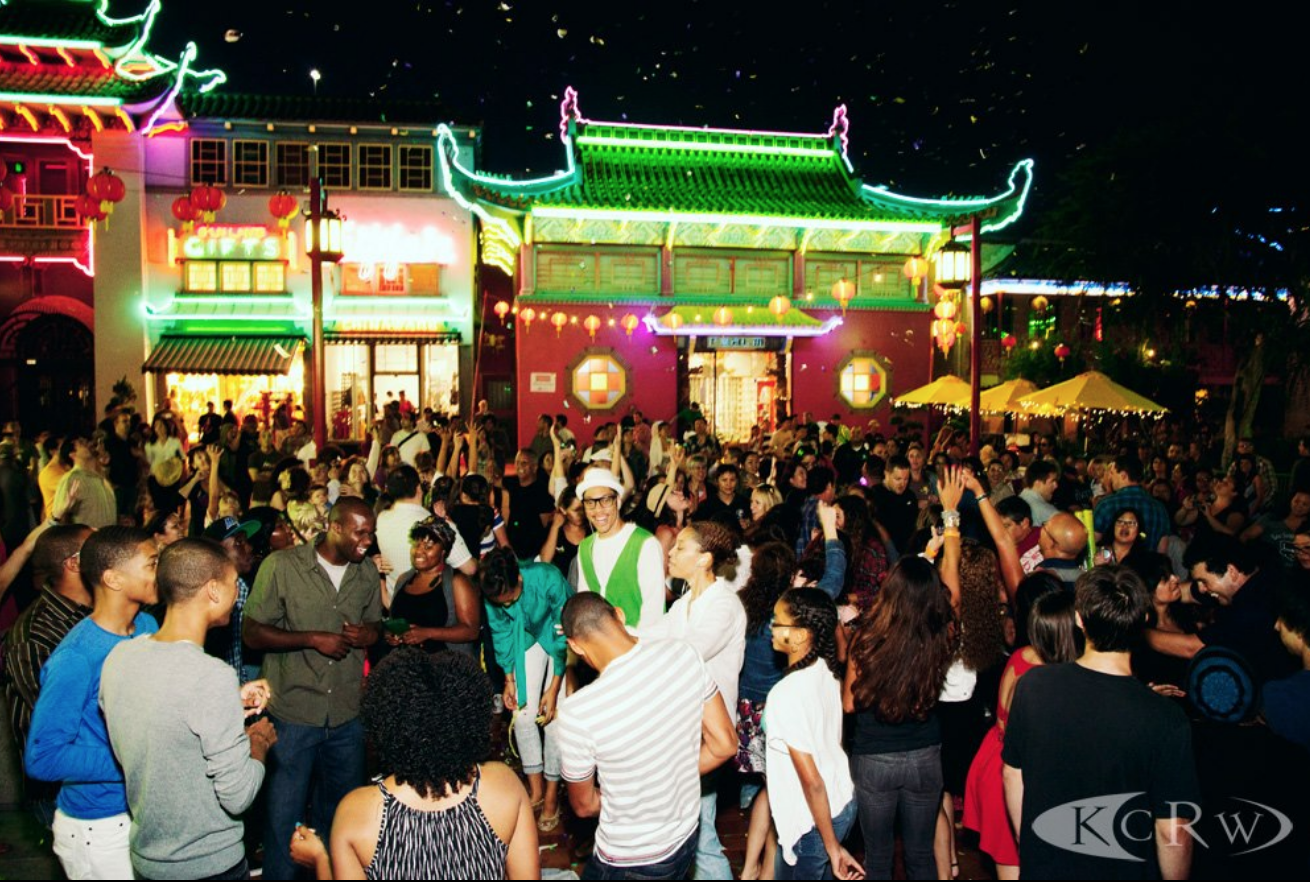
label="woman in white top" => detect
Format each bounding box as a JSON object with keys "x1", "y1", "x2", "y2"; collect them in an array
[
  {"x1": 655, "y1": 519, "x2": 748, "y2": 881},
  {"x1": 765, "y1": 588, "x2": 863, "y2": 880},
  {"x1": 145, "y1": 413, "x2": 184, "y2": 469}
]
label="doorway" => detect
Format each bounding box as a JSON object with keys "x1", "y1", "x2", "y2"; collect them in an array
[{"x1": 687, "y1": 349, "x2": 779, "y2": 443}]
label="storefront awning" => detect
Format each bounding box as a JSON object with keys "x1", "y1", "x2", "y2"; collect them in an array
[
  {"x1": 143, "y1": 335, "x2": 304, "y2": 376},
  {"x1": 643, "y1": 305, "x2": 842, "y2": 337}
]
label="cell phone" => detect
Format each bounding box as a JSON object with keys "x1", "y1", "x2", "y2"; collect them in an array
[
  {"x1": 933, "y1": 523, "x2": 945, "y2": 537},
  {"x1": 383, "y1": 617, "x2": 409, "y2": 635}
]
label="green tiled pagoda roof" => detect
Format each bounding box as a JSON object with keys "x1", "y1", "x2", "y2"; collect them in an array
[
  {"x1": 177, "y1": 92, "x2": 450, "y2": 126},
  {"x1": 0, "y1": 63, "x2": 172, "y2": 101},
  {"x1": 442, "y1": 116, "x2": 1034, "y2": 232},
  {"x1": 0, "y1": 0, "x2": 144, "y2": 48}
]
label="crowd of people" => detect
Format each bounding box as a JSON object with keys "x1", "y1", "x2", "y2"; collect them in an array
[{"x1": 0, "y1": 397, "x2": 1308, "y2": 880}]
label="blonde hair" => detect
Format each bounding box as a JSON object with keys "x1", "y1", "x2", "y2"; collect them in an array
[{"x1": 751, "y1": 485, "x2": 783, "y2": 517}]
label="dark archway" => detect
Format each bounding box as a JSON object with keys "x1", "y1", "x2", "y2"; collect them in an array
[{"x1": 2, "y1": 313, "x2": 94, "y2": 434}]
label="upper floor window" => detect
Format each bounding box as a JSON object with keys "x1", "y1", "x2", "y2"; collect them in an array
[
  {"x1": 399, "y1": 145, "x2": 433, "y2": 192},
  {"x1": 190, "y1": 139, "x2": 227, "y2": 186},
  {"x1": 232, "y1": 140, "x2": 269, "y2": 187},
  {"x1": 358, "y1": 144, "x2": 393, "y2": 190},
  {"x1": 276, "y1": 142, "x2": 311, "y2": 189},
  {"x1": 318, "y1": 143, "x2": 351, "y2": 189}
]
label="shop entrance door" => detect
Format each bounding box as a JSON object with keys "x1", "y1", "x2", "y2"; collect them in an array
[{"x1": 687, "y1": 349, "x2": 778, "y2": 443}]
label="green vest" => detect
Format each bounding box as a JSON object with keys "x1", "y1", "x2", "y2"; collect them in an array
[{"x1": 577, "y1": 525, "x2": 655, "y2": 626}]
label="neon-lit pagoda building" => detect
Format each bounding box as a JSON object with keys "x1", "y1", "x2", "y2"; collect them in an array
[
  {"x1": 0, "y1": 0, "x2": 480, "y2": 436},
  {"x1": 439, "y1": 90, "x2": 1033, "y2": 444}
]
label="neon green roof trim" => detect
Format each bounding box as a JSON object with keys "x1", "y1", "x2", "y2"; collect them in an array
[
  {"x1": 438, "y1": 107, "x2": 1033, "y2": 237},
  {"x1": 0, "y1": 90, "x2": 120, "y2": 105}
]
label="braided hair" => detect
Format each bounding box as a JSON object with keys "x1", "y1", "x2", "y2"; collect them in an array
[{"x1": 779, "y1": 587, "x2": 841, "y2": 679}]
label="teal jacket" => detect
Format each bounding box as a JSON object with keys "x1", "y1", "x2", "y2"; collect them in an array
[{"x1": 485, "y1": 561, "x2": 573, "y2": 701}]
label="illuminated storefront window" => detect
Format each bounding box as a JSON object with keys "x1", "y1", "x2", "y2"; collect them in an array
[
  {"x1": 837, "y1": 351, "x2": 889, "y2": 410},
  {"x1": 569, "y1": 350, "x2": 629, "y2": 411},
  {"x1": 325, "y1": 340, "x2": 461, "y2": 439}
]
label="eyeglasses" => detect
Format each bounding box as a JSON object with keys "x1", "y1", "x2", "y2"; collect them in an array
[
  {"x1": 1115, "y1": 519, "x2": 1139, "y2": 528},
  {"x1": 770, "y1": 621, "x2": 801, "y2": 631},
  {"x1": 1294, "y1": 546, "x2": 1310, "y2": 556},
  {"x1": 582, "y1": 494, "x2": 618, "y2": 510}
]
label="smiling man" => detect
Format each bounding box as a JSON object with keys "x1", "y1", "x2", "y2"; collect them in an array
[
  {"x1": 571, "y1": 467, "x2": 666, "y2": 633},
  {"x1": 243, "y1": 497, "x2": 382, "y2": 881}
]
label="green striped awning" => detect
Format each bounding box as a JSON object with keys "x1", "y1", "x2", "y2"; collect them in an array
[{"x1": 143, "y1": 335, "x2": 303, "y2": 376}]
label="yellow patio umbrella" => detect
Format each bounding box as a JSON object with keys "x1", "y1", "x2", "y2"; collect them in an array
[
  {"x1": 976, "y1": 378, "x2": 1040, "y2": 414},
  {"x1": 1015, "y1": 371, "x2": 1168, "y2": 415},
  {"x1": 893, "y1": 374, "x2": 972, "y2": 409}
]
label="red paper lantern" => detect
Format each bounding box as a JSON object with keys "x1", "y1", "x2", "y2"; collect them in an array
[
  {"x1": 1001, "y1": 334, "x2": 1017, "y2": 351},
  {"x1": 666, "y1": 311, "x2": 685, "y2": 333},
  {"x1": 550, "y1": 311, "x2": 568, "y2": 336},
  {"x1": 768, "y1": 295, "x2": 791, "y2": 318},
  {"x1": 1054, "y1": 342, "x2": 1071, "y2": 363},
  {"x1": 583, "y1": 314, "x2": 602, "y2": 339},
  {"x1": 621, "y1": 313, "x2": 640, "y2": 336},
  {"x1": 87, "y1": 168, "x2": 126, "y2": 216},
  {"x1": 903, "y1": 256, "x2": 928, "y2": 289},
  {"x1": 3, "y1": 168, "x2": 26, "y2": 194},
  {"x1": 171, "y1": 195, "x2": 199, "y2": 232},
  {"x1": 831, "y1": 277, "x2": 856, "y2": 314},
  {"x1": 76, "y1": 193, "x2": 106, "y2": 223},
  {"x1": 519, "y1": 307, "x2": 536, "y2": 332},
  {"x1": 494, "y1": 300, "x2": 511, "y2": 322},
  {"x1": 268, "y1": 190, "x2": 299, "y2": 229},
  {"x1": 712, "y1": 306, "x2": 733, "y2": 327},
  {"x1": 190, "y1": 185, "x2": 226, "y2": 223}
]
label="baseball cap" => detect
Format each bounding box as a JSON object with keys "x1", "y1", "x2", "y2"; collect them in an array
[{"x1": 202, "y1": 516, "x2": 261, "y2": 543}]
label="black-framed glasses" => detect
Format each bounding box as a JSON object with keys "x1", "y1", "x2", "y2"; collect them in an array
[{"x1": 582, "y1": 494, "x2": 618, "y2": 510}]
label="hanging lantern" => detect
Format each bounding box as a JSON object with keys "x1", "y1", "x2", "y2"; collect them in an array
[
  {"x1": 550, "y1": 311, "x2": 568, "y2": 336},
  {"x1": 1001, "y1": 333, "x2": 1017, "y2": 352},
  {"x1": 830, "y1": 277, "x2": 856, "y2": 314},
  {"x1": 1031, "y1": 294, "x2": 1049, "y2": 312},
  {"x1": 75, "y1": 192, "x2": 106, "y2": 224},
  {"x1": 519, "y1": 307, "x2": 536, "y2": 332},
  {"x1": 1054, "y1": 342, "x2": 1071, "y2": 364},
  {"x1": 980, "y1": 295, "x2": 994, "y2": 314},
  {"x1": 954, "y1": 321, "x2": 968, "y2": 336},
  {"x1": 903, "y1": 256, "x2": 928, "y2": 293},
  {"x1": 0, "y1": 187, "x2": 12, "y2": 214},
  {"x1": 493, "y1": 300, "x2": 511, "y2": 323},
  {"x1": 189, "y1": 184, "x2": 227, "y2": 223},
  {"x1": 583, "y1": 314, "x2": 602, "y2": 339},
  {"x1": 666, "y1": 311, "x2": 685, "y2": 333},
  {"x1": 171, "y1": 195, "x2": 199, "y2": 231},
  {"x1": 933, "y1": 299, "x2": 957, "y2": 320},
  {"x1": 712, "y1": 306, "x2": 733, "y2": 327},
  {"x1": 86, "y1": 168, "x2": 127, "y2": 217},
  {"x1": 933, "y1": 239, "x2": 971, "y2": 288},
  {"x1": 2, "y1": 169, "x2": 24, "y2": 195},
  {"x1": 621, "y1": 313, "x2": 640, "y2": 336},
  {"x1": 768, "y1": 295, "x2": 791, "y2": 318},
  {"x1": 268, "y1": 190, "x2": 300, "y2": 230}
]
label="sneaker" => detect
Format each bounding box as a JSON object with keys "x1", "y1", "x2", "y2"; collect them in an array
[{"x1": 492, "y1": 695, "x2": 504, "y2": 715}]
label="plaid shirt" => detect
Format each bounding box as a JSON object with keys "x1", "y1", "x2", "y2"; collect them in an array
[{"x1": 2, "y1": 587, "x2": 92, "y2": 751}]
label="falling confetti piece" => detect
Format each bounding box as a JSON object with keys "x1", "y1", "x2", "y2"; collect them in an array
[
  {"x1": 224, "y1": 29, "x2": 242, "y2": 42},
  {"x1": 557, "y1": 29, "x2": 568, "y2": 37}
]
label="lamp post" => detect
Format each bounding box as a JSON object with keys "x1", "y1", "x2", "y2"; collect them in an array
[
  {"x1": 305, "y1": 176, "x2": 344, "y2": 451},
  {"x1": 939, "y1": 215, "x2": 984, "y2": 454}
]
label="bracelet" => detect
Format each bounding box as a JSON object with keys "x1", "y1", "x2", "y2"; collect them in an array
[
  {"x1": 920, "y1": 549, "x2": 938, "y2": 561},
  {"x1": 943, "y1": 528, "x2": 961, "y2": 537},
  {"x1": 941, "y1": 510, "x2": 961, "y2": 530}
]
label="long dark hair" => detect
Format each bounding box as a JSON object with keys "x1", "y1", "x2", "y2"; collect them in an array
[
  {"x1": 739, "y1": 541, "x2": 796, "y2": 634},
  {"x1": 779, "y1": 588, "x2": 841, "y2": 678},
  {"x1": 957, "y1": 542, "x2": 1008, "y2": 672},
  {"x1": 848, "y1": 556, "x2": 957, "y2": 722}
]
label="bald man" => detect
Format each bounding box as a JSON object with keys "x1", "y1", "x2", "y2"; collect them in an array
[{"x1": 1037, "y1": 512, "x2": 1087, "y2": 588}]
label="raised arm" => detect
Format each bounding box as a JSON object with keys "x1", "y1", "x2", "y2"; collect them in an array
[
  {"x1": 964, "y1": 471, "x2": 1023, "y2": 600},
  {"x1": 936, "y1": 466, "x2": 966, "y2": 612}
]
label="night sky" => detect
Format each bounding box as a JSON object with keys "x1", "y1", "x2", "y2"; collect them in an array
[{"x1": 143, "y1": 1, "x2": 1300, "y2": 213}]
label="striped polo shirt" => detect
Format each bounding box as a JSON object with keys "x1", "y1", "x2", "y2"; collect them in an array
[{"x1": 555, "y1": 639, "x2": 717, "y2": 866}]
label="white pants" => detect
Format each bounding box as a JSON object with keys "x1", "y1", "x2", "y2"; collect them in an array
[
  {"x1": 52, "y1": 809, "x2": 134, "y2": 881},
  {"x1": 514, "y1": 642, "x2": 561, "y2": 779}
]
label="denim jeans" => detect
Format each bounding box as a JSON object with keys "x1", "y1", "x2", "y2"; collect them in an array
[
  {"x1": 582, "y1": 828, "x2": 698, "y2": 880},
  {"x1": 694, "y1": 790, "x2": 732, "y2": 879},
  {"x1": 261, "y1": 717, "x2": 366, "y2": 881},
  {"x1": 774, "y1": 799, "x2": 858, "y2": 881},
  {"x1": 852, "y1": 745, "x2": 943, "y2": 880}
]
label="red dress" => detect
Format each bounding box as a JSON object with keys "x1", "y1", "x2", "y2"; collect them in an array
[{"x1": 962, "y1": 649, "x2": 1039, "y2": 867}]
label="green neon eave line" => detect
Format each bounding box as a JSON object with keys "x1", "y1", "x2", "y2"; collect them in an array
[
  {"x1": 0, "y1": 36, "x2": 103, "y2": 49},
  {"x1": 574, "y1": 135, "x2": 836, "y2": 159},
  {"x1": 861, "y1": 159, "x2": 1035, "y2": 235},
  {"x1": 0, "y1": 91, "x2": 123, "y2": 106},
  {"x1": 528, "y1": 205, "x2": 940, "y2": 234}
]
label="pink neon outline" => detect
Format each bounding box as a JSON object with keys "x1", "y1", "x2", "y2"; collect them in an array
[
  {"x1": 0, "y1": 136, "x2": 95, "y2": 275},
  {"x1": 640, "y1": 313, "x2": 842, "y2": 337},
  {"x1": 827, "y1": 105, "x2": 849, "y2": 156}
]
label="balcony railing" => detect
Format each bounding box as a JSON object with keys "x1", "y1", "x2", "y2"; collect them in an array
[{"x1": 0, "y1": 194, "x2": 84, "y2": 229}]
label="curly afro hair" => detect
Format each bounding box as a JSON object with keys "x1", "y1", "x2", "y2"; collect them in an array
[{"x1": 361, "y1": 648, "x2": 493, "y2": 799}]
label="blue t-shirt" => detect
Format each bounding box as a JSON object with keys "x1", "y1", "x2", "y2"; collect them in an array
[{"x1": 26, "y1": 612, "x2": 159, "y2": 820}]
